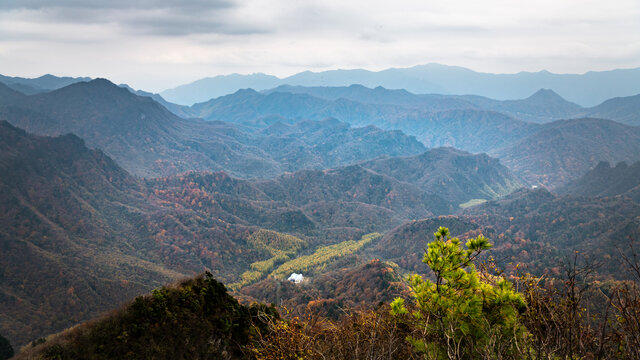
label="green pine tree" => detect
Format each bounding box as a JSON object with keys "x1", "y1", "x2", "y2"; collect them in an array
[{"x1": 391, "y1": 226, "x2": 527, "y2": 359}]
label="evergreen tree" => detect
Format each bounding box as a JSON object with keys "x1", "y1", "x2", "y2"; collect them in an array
[{"x1": 391, "y1": 226, "x2": 527, "y2": 359}]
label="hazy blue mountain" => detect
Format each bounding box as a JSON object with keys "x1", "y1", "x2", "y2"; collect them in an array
[
  {"x1": 188, "y1": 87, "x2": 540, "y2": 154},
  {"x1": 0, "y1": 73, "x2": 90, "y2": 93},
  {"x1": 262, "y1": 85, "x2": 588, "y2": 124},
  {"x1": 1, "y1": 82, "x2": 45, "y2": 95},
  {"x1": 262, "y1": 84, "x2": 477, "y2": 110},
  {"x1": 254, "y1": 118, "x2": 426, "y2": 171},
  {"x1": 494, "y1": 118, "x2": 640, "y2": 188},
  {"x1": 0, "y1": 79, "x2": 425, "y2": 178},
  {"x1": 391, "y1": 109, "x2": 540, "y2": 153},
  {"x1": 191, "y1": 88, "x2": 338, "y2": 123},
  {"x1": 459, "y1": 89, "x2": 584, "y2": 123},
  {"x1": 160, "y1": 64, "x2": 640, "y2": 107},
  {"x1": 360, "y1": 147, "x2": 522, "y2": 206},
  {"x1": 0, "y1": 82, "x2": 27, "y2": 104},
  {"x1": 581, "y1": 93, "x2": 640, "y2": 126},
  {"x1": 161, "y1": 73, "x2": 281, "y2": 105}
]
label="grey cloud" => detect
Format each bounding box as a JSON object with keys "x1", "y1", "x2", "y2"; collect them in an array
[
  {"x1": 0, "y1": 0, "x2": 235, "y2": 11},
  {"x1": 127, "y1": 14, "x2": 270, "y2": 36},
  {"x1": 2, "y1": 0, "x2": 270, "y2": 36}
]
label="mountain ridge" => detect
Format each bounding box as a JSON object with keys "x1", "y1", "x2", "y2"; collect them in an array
[
  {"x1": 0, "y1": 79, "x2": 427, "y2": 178},
  {"x1": 159, "y1": 64, "x2": 640, "y2": 107}
]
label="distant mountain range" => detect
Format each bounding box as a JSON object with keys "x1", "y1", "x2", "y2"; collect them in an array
[
  {"x1": 0, "y1": 79, "x2": 426, "y2": 178},
  {"x1": 170, "y1": 84, "x2": 640, "y2": 187},
  {"x1": 159, "y1": 64, "x2": 640, "y2": 107},
  {"x1": 4, "y1": 73, "x2": 640, "y2": 127},
  {"x1": 0, "y1": 74, "x2": 90, "y2": 95},
  {"x1": 3, "y1": 78, "x2": 639, "y2": 188}
]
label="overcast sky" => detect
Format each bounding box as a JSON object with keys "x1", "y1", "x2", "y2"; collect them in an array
[{"x1": 1, "y1": 0, "x2": 639, "y2": 92}]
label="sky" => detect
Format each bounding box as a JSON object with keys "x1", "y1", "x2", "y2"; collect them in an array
[{"x1": 0, "y1": 0, "x2": 639, "y2": 92}]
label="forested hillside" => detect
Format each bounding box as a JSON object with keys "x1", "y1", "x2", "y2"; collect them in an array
[
  {"x1": 0, "y1": 80, "x2": 426, "y2": 178},
  {"x1": 0, "y1": 120, "x2": 520, "y2": 347}
]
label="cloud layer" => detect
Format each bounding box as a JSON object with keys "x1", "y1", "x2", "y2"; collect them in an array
[{"x1": 0, "y1": 0, "x2": 638, "y2": 91}]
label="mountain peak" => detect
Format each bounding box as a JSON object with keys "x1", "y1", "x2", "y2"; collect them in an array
[{"x1": 528, "y1": 88, "x2": 563, "y2": 101}]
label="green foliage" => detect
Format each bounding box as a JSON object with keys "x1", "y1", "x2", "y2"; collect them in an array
[
  {"x1": 270, "y1": 233, "x2": 380, "y2": 278},
  {"x1": 247, "y1": 229, "x2": 307, "y2": 258},
  {"x1": 231, "y1": 230, "x2": 308, "y2": 289},
  {"x1": 392, "y1": 227, "x2": 527, "y2": 359},
  {"x1": 458, "y1": 198, "x2": 487, "y2": 209}
]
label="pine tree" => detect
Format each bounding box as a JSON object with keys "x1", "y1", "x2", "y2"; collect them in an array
[{"x1": 391, "y1": 226, "x2": 527, "y2": 359}]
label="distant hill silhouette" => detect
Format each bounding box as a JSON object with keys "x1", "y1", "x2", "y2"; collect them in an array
[
  {"x1": 0, "y1": 79, "x2": 426, "y2": 178},
  {"x1": 0, "y1": 73, "x2": 90, "y2": 93},
  {"x1": 459, "y1": 89, "x2": 583, "y2": 123},
  {"x1": 160, "y1": 64, "x2": 640, "y2": 107}
]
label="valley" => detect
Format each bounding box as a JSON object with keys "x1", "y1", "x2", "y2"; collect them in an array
[{"x1": 1, "y1": 71, "x2": 639, "y2": 358}]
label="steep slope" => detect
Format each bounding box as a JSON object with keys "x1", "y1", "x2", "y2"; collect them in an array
[
  {"x1": 557, "y1": 161, "x2": 640, "y2": 201},
  {"x1": 255, "y1": 165, "x2": 451, "y2": 220},
  {"x1": 0, "y1": 122, "x2": 186, "y2": 347},
  {"x1": 120, "y1": 84, "x2": 197, "y2": 119},
  {"x1": 0, "y1": 79, "x2": 239, "y2": 177},
  {"x1": 582, "y1": 93, "x2": 640, "y2": 126},
  {"x1": 0, "y1": 79, "x2": 426, "y2": 178},
  {"x1": 494, "y1": 118, "x2": 640, "y2": 188},
  {"x1": 360, "y1": 147, "x2": 522, "y2": 206},
  {"x1": 390, "y1": 109, "x2": 539, "y2": 153}
]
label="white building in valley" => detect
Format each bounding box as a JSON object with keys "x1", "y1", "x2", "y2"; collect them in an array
[{"x1": 287, "y1": 273, "x2": 304, "y2": 284}]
